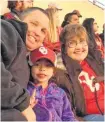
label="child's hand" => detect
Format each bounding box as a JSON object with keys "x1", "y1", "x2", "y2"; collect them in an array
[
  {"x1": 30, "y1": 89, "x2": 38, "y2": 108},
  {"x1": 21, "y1": 105, "x2": 36, "y2": 121}
]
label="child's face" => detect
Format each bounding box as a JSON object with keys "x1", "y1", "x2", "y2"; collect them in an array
[
  {"x1": 31, "y1": 59, "x2": 54, "y2": 83},
  {"x1": 66, "y1": 36, "x2": 88, "y2": 62}
]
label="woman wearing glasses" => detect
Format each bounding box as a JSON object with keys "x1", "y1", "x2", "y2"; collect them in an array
[{"x1": 59, "y1": 24, "x2": 104, "y2": 121}]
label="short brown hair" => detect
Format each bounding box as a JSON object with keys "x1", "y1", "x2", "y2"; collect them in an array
[{"x1": 60, "y1": 24, "x2": 88, "y2": 45}]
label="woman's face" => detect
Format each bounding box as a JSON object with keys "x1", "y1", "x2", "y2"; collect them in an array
[
  {"x1": 93, "y1": 20, "x2": 98, "y2": 33},
  {"x1": 66, "y1": 36, "x2": 88, "y2": 62}
]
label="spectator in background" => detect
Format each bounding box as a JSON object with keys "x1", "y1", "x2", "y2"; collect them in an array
[
  {"x1": 44, "y1": 8, "x2": 62, "y2": 54},
  {"x1": 48, "y1": 2, "x2": 62, "y2": 11},
  {"x1": 99, "y1": 23, "x2": 105, "y2": 45},
  {"x1": 47, "y1": 2, "x2": 62, "y2": 42},
  {"x1": 45, "y1": 4, "x2": 64, "y2": 69},
  {"x1": 72, "y1": 9, "x2": 82, "y2": 18},
  {"x1": 1, "y1": 7, "x2": 49, "y2": 121},
  {"x1": 2, "y1": 0, "x2": 33, "y2": 20},
  {"x1": 48, "y1": 2, "x2": 62, "y2": 32},
  {"x1": 83, "y1": 18, "x2": 104, "y2": 58},
  {"x1": 61, "y1": 12, "x2": 79, "y2": 28}
]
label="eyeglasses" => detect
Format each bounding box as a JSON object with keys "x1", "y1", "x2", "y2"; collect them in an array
[{"x1": 67, "y1": 40, "x2": 88, "y2": 48}]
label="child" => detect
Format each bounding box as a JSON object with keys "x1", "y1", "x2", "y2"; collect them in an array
[
  {"x1": 59, "y1": 24, "x2": 104, "y2": 121},
  {"x1": 27, "y1": 46, "x2": 77, "y2": 121}
]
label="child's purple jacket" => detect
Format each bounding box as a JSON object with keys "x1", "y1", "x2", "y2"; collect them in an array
[{"x1": 27, "y1": 82, "x2": 77, "y2": 121}]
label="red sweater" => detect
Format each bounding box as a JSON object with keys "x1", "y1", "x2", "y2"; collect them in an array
[
  {"x1": 78, "y1": 60, "x2": 104, "y2": 114},
  {"x1": 4, "y1": 12, "x2": 15, "y2": 19}
]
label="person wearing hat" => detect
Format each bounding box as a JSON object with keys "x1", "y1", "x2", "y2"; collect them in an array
[
  {"x1": 27, "y1": 46, "x2": 77, "y2": 121},
  {"x1": 72, "y1": 10, "x2": 82, "y2": 18},
  {"x1": 47, "y1": 2, "x2": 62, "y2": 29},
  {"x1": 48, "y1": 2, "x2": 62, "y2": 11},
  {"x1": 61, "y1": 12, "x2": 79, "y2": 28}
]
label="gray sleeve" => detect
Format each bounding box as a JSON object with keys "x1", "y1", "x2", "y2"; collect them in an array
[
  {"x1": 1, "y1": 60, "x2": 30, "y2": 111},
  {"x1": 1, "y1": 19, "x2": 30, "y2": 112}
]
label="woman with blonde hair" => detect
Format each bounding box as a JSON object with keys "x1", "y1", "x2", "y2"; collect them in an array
[{"x1": 44, "y1": 8, "x2": 62, "y2": 54}]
